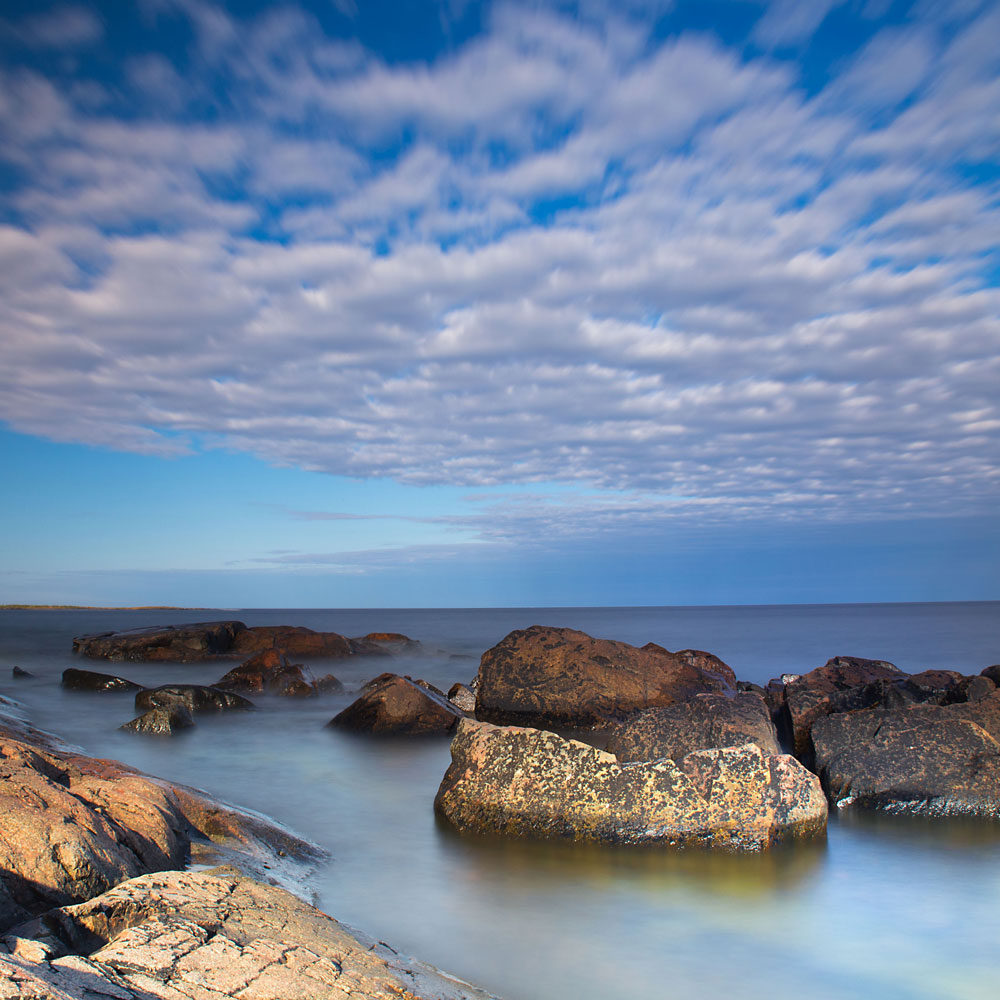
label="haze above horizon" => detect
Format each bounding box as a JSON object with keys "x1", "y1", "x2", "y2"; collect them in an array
[{"x1": 1, "y1": 0, "x2": 998, "y2": 608}]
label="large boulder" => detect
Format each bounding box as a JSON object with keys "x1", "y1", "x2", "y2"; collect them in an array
[
  {"x1": 134, "y1": 685, "x2": 254, "y2": 714},
  {"x1": 435, "y1": 719, "x2": 826, "y2": 849},
  {"x1": 0, "y1": 869, "x2": 497, "y2": 1000},
  {"x1": 61, "y1": 668, "x2": 143, "y2": 693},
  {"x1": 329, "y1": 674, "x2": 463, "y2": 735},
  {"x1": 475, "y1": 625, "x2": 736, "y2": 727},
  {"x1": 812, "y1": 691, "x2": 1000, "y2": 816},
  {"x1": 782, "y1": 656, "x2": 903, "y2": 761},
  {"x1": 606, "y1": 692, "x2": 780, "y2": 763},
  {"x1": 213, "y1": 650, "x2": 324, "y2": 698},
  {"x1": 72, "y1": 622, "x2": 246, "y2": 662},
  {"x1": 231, "y1": 625, "x2": 355, "y2": 658}
]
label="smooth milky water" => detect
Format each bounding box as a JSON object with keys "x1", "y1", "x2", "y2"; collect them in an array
[{"x1": 2, "y1": 603, "x2": 999, "y2": 1000}]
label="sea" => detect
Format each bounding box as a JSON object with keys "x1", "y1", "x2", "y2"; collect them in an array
[{"x1": 1, "y1": 602, "x2": 998, "y2": 1000}]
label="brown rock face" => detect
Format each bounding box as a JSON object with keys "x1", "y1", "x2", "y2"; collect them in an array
[
  {"x1": 231, "y1": 625, "x2": 355, "y2": 658},
  {"x1": 606, "y1": 692, "x2": 780, "y2": 763},
  {"x1": 812, "y1": 691, "x2": 1000, "y2": 815},
  {"x1": 134, "y1": 685, "x2": 254, "y2": 714},
  {"x1": 1, "y1": 870, "x2": 496, "y2": 1000},
  {"x1": 329, "y1": 674, "x2": 463, "y2": 735},
  {"x1": 475, "y1": 626, "x2": 736, "y2": 727},
  {"x1": 783, "y1": 655, "x2": 903, "y2": 761},
  {"x1": 72, "y1": 622, "x2": 247, "y2": 662},
  {"x1": 435, "y1": 720, "x2": 826, "y2": 849},
  {"x1": 213, "y1": 650, "x2": 325, "y2": 698}
]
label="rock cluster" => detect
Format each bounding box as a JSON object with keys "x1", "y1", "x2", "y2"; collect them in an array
[{"x1": 330, "y1": 673, "x2": 464, "y2": 735}]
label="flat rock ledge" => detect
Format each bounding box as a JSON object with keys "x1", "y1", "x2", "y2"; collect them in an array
[
  {"x1": 435, "y1": 719, "x2": 827, "y2": 850},
  {"x1": 0, "y1": 869, "x2": 498, "y2": 1000}
]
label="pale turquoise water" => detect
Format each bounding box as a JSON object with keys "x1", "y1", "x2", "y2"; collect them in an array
[{"x1": 2, "y1": 603, "x2": 999, "y2": 1000}]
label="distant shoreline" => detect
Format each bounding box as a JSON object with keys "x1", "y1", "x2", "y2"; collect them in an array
[{"x1": 0, "y1": 605, "x2": 211, "y2": 611}]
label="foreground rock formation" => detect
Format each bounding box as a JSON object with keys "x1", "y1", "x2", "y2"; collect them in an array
[
  {"x1": 72, "y1": 622, "x2": 416, "y2": 664},
  {"x1": 475, "y1": 626, "x2": 736, "y2": 727},
  {"x1": 606, "y1": 692, "x2": 780, "y2": 763},
  {"x1": 1, "y1": 870, "x2": 496, "y2": 1000},
  {"x1": 812, "y1": 690, "x2": 1000, "y2": 816},
  {"x1": 330, "y1": 673, "x2": 464, "y2": 735},
  {"x1": 435, "y1": 719, "x2": 826, "y2": 849}
]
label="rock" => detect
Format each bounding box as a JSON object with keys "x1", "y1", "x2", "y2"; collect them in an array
[
  {"x1": 606, "y1": 692, "x2": 780, "y2": 763},
  {"x1": 475, "y1": 625, "x2": 736, "y2": 728},
  {"x1": 120, "y1": 705, "x2": 196, "y2": 735},
  {"x1": 763, "y1": 678, "x2": 794, "y2": 752},
  {"x1": 981, "y1": 664, "x2": 1000, "y2": 685},
  {"x1": 213, "y1": 650, "x2": 319, "y2": 698},
  {"x1": 359, "y1": 631, "x2": 419, "y2": 648},
  {"x1": 736, "y1": 680, "x2": 765, "y2": 696},
  {"x1": 1, "y1": 869, "x2": 497, "y2": 1000},
  {"x1": 231, "y1": 625, "x2": 356, "y2": 659},
  {"x1": 329, "y1": 674, "x2": 463, "y2": 735},
  {"x1": 134, "y1": 685, "x2": 254, "y2": 714},
  {"x1": 783, "y1": 655, "x2": 903, "y2": 761},
  {"x1": 435, "y1": 719, "x2": 826, "y2": 849},
  {"x1": 61, "y1": 668, "x2": 143, "y2": 693},
  {"x1": 957, "y1": 674, "x2": 996, "y2": 701},
  {"x1": 315, "y1": 673, "x2": 344, "y2": 694},
  {"x1": 877, "y1": 669, "x2": 964, "y2": 710},
  {"x1": 11, "y1": 667, "x2": 32, "y2": 679},
  {"x1": 812, "y1": 691, "x2": 1000, "y2": 816},
  {"x1": 72, "y1": 621, "x2": 247, "y2": 662},
  {"x1": 448, "y1": 682, "x2": 476, "y2": 713}
]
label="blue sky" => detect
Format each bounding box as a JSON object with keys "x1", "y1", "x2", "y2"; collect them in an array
[{"x1": 1, "y1": 0, "x2": 998, "y2": 607}]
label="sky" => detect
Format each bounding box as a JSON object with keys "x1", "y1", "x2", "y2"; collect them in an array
[{"x1": 1, "y1": 0, "x2": 998, "y2": 608}]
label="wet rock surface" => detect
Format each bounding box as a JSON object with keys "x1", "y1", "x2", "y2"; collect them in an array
[
  {"x1": 435, "y1": 719, "x2": 826, "y2": 849},
  {"x1": 812, "y1": 691, "x2": 1000, "y2": 816},
  {"x1": 213, "y1": 650, "x2": 324, "y2": 698},
  {"x1": 475, "y1": 626, "x2": 736, "y2": 727},
  {"x1": 0, "y1": 869, "x2": 496, "y2": 1000},
  {"x1": 120, "y1": 704, "x2": 196, "y2": 735},
  {"x1": 330, "y1": 674, "x2": 464, "y2": 735},
  {"x1": 606, "y1": 692, "x2": 780, "y2": 763},
  {"x1": 134, "y1": 685, "x2": 254, "y2": 714},
  {"x1": 61, "y1": 668, "x2": 143, "y2": 693}
]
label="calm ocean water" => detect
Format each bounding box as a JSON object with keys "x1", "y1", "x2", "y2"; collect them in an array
[{"x1": 2, "y1": 602, "x2": 999, "y2": 1000}]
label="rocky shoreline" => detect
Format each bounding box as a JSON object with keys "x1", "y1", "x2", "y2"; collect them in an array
[{"x1": 3, "y1": 617, "x2": 998, "y2": 997}]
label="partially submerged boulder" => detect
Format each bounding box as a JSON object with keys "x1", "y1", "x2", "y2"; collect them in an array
[
  {"x1": 435, "y1": 719, "x2": 826, "y2": 849},
  {"x1": 213, "y1": 650, "x2": 324, "y2": 698},
  {"x1": 606, "y1": 692, "x2": 780, "y2": 763},
  {"x1": 812, "y1": 691, "x2": 1000, "y2": 816},
  {"x1": 121, "y1": 705, "x2": 196, "y2": 735},
  {"x1": 329, "y1": 674, "x2": 463, "y2": 735},
  {"x1": 61, "y1": 668, "x2": 143, "y2": 693},
  {"x1": 475, "y1": 625, "x2": 736, "y2": 728},
  {"x1": 134, "y1": 685, "x2": 254, "y2": 714}
]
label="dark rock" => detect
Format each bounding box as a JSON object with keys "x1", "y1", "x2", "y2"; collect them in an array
[
  {"x1": 448, "y1": 682, "x2": 476, "y2": 714},
  {"x1": 957, "y1": 674, "x2": 996, "y2": 702},
  {"x1": 606, "y1": 692, "x2": 780, "y2": 763},
  {"x1": 11, "y1": 666, "x2": 32, "y2": 679},
  {"x1": 434, "y1": 719, "x2": 826, "y2": 849},
  {"x1": 231, "y1": 625, "x2": 355, "y2": 659},
  {"x1": 784, "y1": 655, "x2": 902, "y2": 761},
  {"x1": 61, "y1": 668, "x2": 143, "y2": 693},
  {"x1": 736, "y1": 680, "x2": 765, "y2": 696},
  {"x1": 329, "y1": 674, "x2": 463, "y2": 735},
  {"x1": 877, "y1": 669, "x2": 964, "y2": 710},
  {"x1": 73, "y1": 621, "x2": 247, "y2": 662},
  {"x1": 121, "y1": 705, "x2": 196, "y2": 735},
  {"x1": 980, "y1": 664, "x2": 1000, "y2": 686},
  {"x1": 135, "y1": 685, "x2": 254, "y2": 714},
  {"x1": 812, "y1": 691, "x2": 1000, "y2": 816},
  {"x1": 213, "y1": 650, "x2": 319, "y2": 698},
  {"x1": 315, "y1": 673, "x2": 344, "y2": 694},
  {"x1": 475, "y1": 625, "x2": 736, "y2": 728}
]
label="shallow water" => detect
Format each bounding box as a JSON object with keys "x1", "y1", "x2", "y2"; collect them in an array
[{"x1": 2, "y1": 603, "x2": 999, "y2": 1000}]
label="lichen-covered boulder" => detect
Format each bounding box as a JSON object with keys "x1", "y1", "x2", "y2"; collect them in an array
[
  {"x1": 329, "y1": 674, "x2": 463, "y2": 735},
  {"x1": 475, "y1": 626, "x2": 736, "y2": 728},
  {"x1": 812, "y1": 691, "x2": 1000, "y2": 816},
  {"x1": 435, "y1": 719, "x2": 826, "y2": 849},
  {"x1": 606, "y1": 692, "x2": 780, "y2": 763}
]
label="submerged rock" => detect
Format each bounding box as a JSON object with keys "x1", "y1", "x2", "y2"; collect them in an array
[
  {"x1": 329, "y1": 674, "x2": 463, "y2": 735},
  {"x1": 475, "y1": 625, "x2": 736, "y2": 728},
  {"x1": 61, "y1": 668, "x2": 143, "y2": 693},
  {"x1": 134, "y1": 685, "x2": 254, "y2": 714},
  {"x1": 812, "y1": 691, "x2": 1000, "y2": 816},
  {"x1": 121, "y1": 705, "x2": 196, "y2": 735},
  {"x1": 12, "y1": 666, "x2": 33, "y2": 679},
  {"x1": 435, "y1": 719, "x2": 826, "y2": 849},
  {"x1": 606, "y1": 692, "x2": 780, "y2": 763}
]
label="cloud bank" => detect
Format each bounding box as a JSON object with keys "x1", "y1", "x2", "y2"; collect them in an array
[{"x1": 1, "y1": 0, "x2": 998, "y2": 526}]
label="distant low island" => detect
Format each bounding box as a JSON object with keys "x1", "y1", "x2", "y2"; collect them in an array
[{"x1": 1, "y1": 604, "x2": 210, "y2": 611}]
